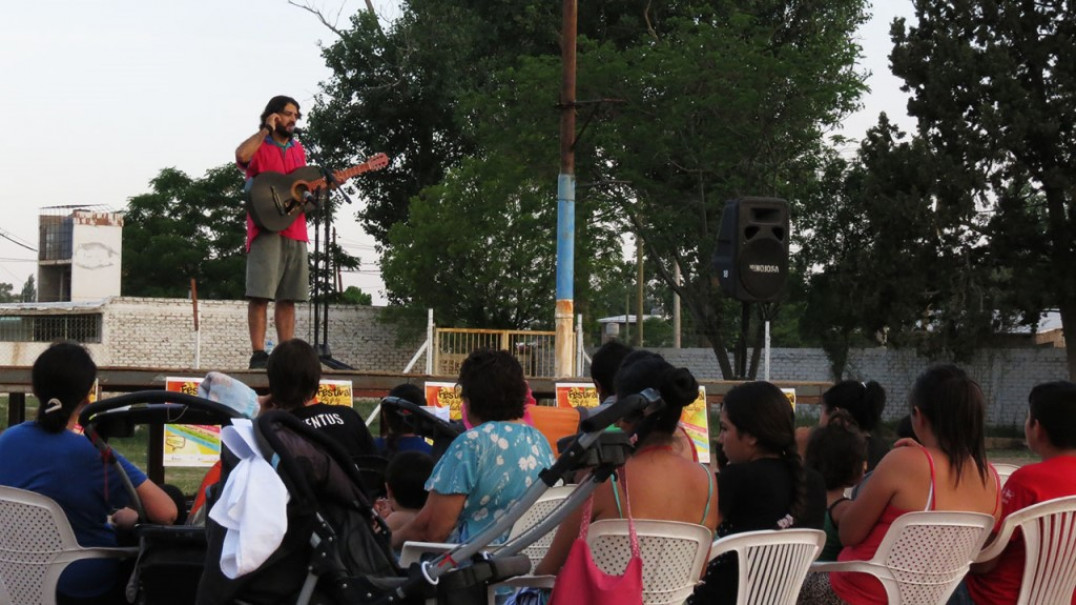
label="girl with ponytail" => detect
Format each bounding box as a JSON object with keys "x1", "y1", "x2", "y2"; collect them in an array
[
  {"x1": 0, "y1": 342, "x2": 177, "y2": 605},
  {"x1": 689, "y1": 380, "x2": 825, "y2": 605},
  {"x1": 536, "y1": 350, "x2": 719, "y2": 575}
]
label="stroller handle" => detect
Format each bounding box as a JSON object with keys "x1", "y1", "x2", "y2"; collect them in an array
[{"x1": 79, "y1": 390, "x2": 247, "y2": 429}]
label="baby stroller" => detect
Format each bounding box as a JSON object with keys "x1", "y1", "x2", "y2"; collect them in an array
[{"x1": 78, "y1": 390, "x2": 246, "y2": 605}]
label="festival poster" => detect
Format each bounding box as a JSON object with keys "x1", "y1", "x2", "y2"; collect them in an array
[
  {"x1": 71, "y1": 379, "x2": 101, "y2": 435},
  {"x1": 554, "y1": 383, "x2": 601, "y2": 409},
  {"x1": 317, "y1": 379, "x2": 354, "y2": 406},
  {"x1": 163, "y1": 376, "x2": 221, "y2": 467},
  {"x1": 425, "y1": 381, "x2": 463, "y2": 421},
  {"x1": 781, "y1": 388, "x2": 797, "y2": 410},
  {"x1": 681, "y1": 386, "x2": 711, "y2": 464}
]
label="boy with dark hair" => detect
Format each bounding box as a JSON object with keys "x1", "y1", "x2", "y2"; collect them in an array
[
  {"x1": 965, "y1": 381, "x2": 1076, "y2": 605},
  {"x1": 265, "y1": 339, "x2": 377, "y2": 462},
  {"x1": 381, "y1": 451, "x2": 435, "y2": 532}
]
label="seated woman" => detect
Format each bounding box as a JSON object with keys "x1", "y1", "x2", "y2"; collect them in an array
[
  {"x1": 804, "y1": 409, "x2": 867, "y2": 561},
  {"x1": 800, "y1": 364, "x2": 1001, "y2": 604},
  {"x1": 796, "y1": 380, "x2": 889, "y2": 471},
  {"x1": 391, "y1": 348, "x2": 555, "y2": 547},
  {"x1": 0, "y1": 342, "x2": 178, "y2": 605},
  {"x1": 689, "y1": 380, "x2": 824, "y2": 605},
  {"x1": 535, "y1": 351, "x2": 719, "y2": 576}
]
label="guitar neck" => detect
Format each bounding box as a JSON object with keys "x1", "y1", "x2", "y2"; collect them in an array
[{"x1": 306, "y1": 164, "x2": 371, "y2": 191}]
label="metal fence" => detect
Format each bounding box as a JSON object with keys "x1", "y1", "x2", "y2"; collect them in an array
[
  {"x1": 433, "y1": 328, "x2": 558, "y2": 378},
  {"x1": 0, "y1": 314, "x2": 103, "y2": 343}
]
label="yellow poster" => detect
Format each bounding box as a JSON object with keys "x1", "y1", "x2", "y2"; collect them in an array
[
  {"x1": 554, "y1": 383, "x2": 601, "y2": 408},
  {"x1": 164, "y1": 377, "x2": 220, "y2": 467},
  {"x1": 781, "y1": 388, "x2": 797, "y2": 410},
  {"x1": 680, "y1": 387, "x2": 711, "y2": 464},
  {"x1": 317, "y1": 379, "x2": 354, "y2": 406},
  {"x1": 425, "y1": 381, "x2": 463, "y2": 421}
]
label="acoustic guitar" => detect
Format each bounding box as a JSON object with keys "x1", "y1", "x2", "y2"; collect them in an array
[{"x1": 246, "y1": 153, "x2": 389, "y2": 232}]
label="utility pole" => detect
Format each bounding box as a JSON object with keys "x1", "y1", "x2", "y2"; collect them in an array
[{"x1": 554, "y1": 0, "x2": 577, "y2": 377}]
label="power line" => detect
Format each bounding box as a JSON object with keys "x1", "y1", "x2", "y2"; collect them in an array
[{"x1": 0, "y1": 228, "x2": 36, "y2": 252}]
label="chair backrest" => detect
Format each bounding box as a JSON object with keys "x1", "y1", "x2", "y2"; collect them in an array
[
  {"x1": 0, "y1": 486, "x2": 94, "y2": 605},
  {"x1": 994, "y1": 494, "x2": 1076, "y2": 605},
  {"x1": 707, "y1": 529, "x2": 825, "y2": 605},
  {"x1": 505, "y1": 484, "x2": 575, "y2": 570},
  {"x1": 871, "y1": 510, "x2": 995, "y2": 604},
  {"x1": 992, "y1": 463, "x2": 1021, "y2": 488},
  {"x1": 586, "y1": 519, "x2": 713, "y2": 605}
]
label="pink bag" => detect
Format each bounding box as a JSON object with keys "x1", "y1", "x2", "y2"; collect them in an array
[{"x1": 548, "y1": 469, "x2": 643, "y2": 605}]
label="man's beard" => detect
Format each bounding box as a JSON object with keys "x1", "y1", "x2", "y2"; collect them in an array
[{"x1": 274, "y1": 123, "x2": 293, "y2": 139}]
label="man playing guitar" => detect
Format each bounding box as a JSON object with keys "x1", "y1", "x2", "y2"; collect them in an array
[{"x1": 235, "y1": 95, "x2": 309, "y2": 369}]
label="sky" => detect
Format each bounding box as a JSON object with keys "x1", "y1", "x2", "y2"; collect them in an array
[{"x1": 0, "y1": 0, "x2": 916, "y2": 305}]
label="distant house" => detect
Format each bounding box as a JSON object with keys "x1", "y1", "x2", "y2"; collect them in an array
[{"x1": 597, "y1": 313, "x2": 663, "y2": 342}]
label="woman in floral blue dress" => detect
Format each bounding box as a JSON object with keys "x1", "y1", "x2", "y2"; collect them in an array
[{"x1": 391, "y1": 349, "x2": 555, "y2": 548}]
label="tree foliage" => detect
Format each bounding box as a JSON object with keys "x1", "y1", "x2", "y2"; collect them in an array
[
  {"x1": 307, "y1": 0, "x2": 869, "y2": 376},
  {"x1": 19, "y1": 275, "x2": 35, "y2": 303},
  {"x1": 123, "y1": 165, "x2": 247, "y2": 299},
  {"x1": 887, "y1": 0, "x2": 1076, "y2": 376}
]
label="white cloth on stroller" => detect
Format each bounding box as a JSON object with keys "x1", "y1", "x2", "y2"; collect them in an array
[
  {"x1": 209, "y1": 419, "x2": 289, "y2": 578},
  {"x1": 198, "y1": 372, "x2": 260, "y2": 419}
]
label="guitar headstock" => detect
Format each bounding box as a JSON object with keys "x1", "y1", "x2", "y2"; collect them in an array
[{"x1": 365, "y1": 153, "x2": 389, "y2": 171}]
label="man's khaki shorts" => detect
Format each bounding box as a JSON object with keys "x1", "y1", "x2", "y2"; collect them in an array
[{"x1": 246, "y1": 234, "x2": 309, "y2": 301}]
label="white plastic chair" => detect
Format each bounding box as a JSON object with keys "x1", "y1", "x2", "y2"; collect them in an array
[
  {"x1": 493, "y1": 519, "x2": 713, "y2": 604},
  {"x1": 973, "y1": 494, "x2": 1076, "y2": 604},
  {"x1": 504, "y1": 484, "x2": 574, "y2": 571},
  {"x1": 586, "y1": 519, "x2": 713, "y2": 605},
  {"x1": 706, "y1": 528, "x2": 826, "y2": 605},
  {"x1": 810, "y1": 510, "x2": 994, "y2": 605},
  {"x1": 0, "y1": 486, "x2": 138, "y2": 605},
  {"x1": 399, "y1": 485, "x2": 574, "y2": 568},
  {"x1": 992, "y1": 463, "x2": 1021, "y2": 488}
]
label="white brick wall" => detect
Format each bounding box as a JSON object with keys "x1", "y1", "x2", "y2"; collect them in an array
[
  {"x1": 651, "y1": 346, "x2": 1068, "y2": 429},
  {"x1": 0, "y1": 297, "x2": 423, "y2": 372}
]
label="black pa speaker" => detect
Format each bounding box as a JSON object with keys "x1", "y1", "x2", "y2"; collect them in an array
[{"x1": 712, "y1": 197, "x2": 790, "y2": 302}]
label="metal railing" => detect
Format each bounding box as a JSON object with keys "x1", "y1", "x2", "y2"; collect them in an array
[{"x1": 433, "y1": 328, "x2": 559, "y2": 378}]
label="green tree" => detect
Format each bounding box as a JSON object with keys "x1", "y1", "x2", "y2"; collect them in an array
[
  {"x1": 797, "y1": 116, "x2": 1023, "y2": 378},
  {"x1": 308, "y1": 0, "x2": 869, "y2": 376},
  {"x1": 0, "y1": 282, "x2": 15, "y2": 303},
  {"x1": 19, "y1": 275, "x2": 35, "y2": 303},
  {"x1": 123, "y1": 165, "x2": 247, "y2": 299},
  {"x1": 338, "y1": 285, "x2": 373, "y2": 305},
  {"x1": 889, "y1": 1, "x2": 1076, "y2": 376}
]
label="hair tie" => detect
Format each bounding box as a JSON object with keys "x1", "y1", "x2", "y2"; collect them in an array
[{"x1": 44, "y1": 398, "x2": 64, "y2": 414}]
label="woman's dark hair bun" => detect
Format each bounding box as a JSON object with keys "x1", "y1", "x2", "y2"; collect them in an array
[{"x1": 662, "y1": 367, "x2": 699, "y2": 409}]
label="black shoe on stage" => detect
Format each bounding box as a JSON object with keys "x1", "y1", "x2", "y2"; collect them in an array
[{"x1": 249, "y1": 350, "x2": 269, "y2": 369}]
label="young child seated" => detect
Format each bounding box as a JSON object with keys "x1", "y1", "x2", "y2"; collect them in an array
[
  {"x1": 380, "y1": 450, "x2": 435, "y2": 532},
  {"x1": 965, "y1": 381, "x2": 1076, "y2": 605},
  {"x1": 804, "y1": 409, "x2": 867, "y2": 561}
]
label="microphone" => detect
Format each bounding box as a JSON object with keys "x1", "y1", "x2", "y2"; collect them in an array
[{"x1": 292, "y1": 127, "x2": 304, "y2": 135}]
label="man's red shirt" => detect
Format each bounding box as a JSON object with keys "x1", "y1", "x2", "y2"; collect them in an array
[{"x1": 239, "y1": 136, "x2": 308, "y2": 250}]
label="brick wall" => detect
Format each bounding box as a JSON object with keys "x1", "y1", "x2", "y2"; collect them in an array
[{"x1": 651, "y1": 346, "x2": 1067, "y2": 428}]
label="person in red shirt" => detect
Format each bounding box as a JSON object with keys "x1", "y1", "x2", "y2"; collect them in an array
[
  {"x1": 235, "y1": 95, "x2": 309, "y2": 369},
  {"x1": 965, "y1": 381, "x2": 1076, "y2": 605}
]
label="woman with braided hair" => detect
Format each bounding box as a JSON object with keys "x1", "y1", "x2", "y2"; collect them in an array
[{"x1": 689, "y1": 380, "x2": 825, "y2": 605}]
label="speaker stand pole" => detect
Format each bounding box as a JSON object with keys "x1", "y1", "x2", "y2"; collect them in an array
[{"x1": 736, "y1": 301, "x2": 750, "y2": 380}]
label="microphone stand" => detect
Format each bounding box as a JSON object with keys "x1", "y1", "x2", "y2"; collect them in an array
[{"x1": 301, "y1": 134, "x2": 355, "y2": 370}]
